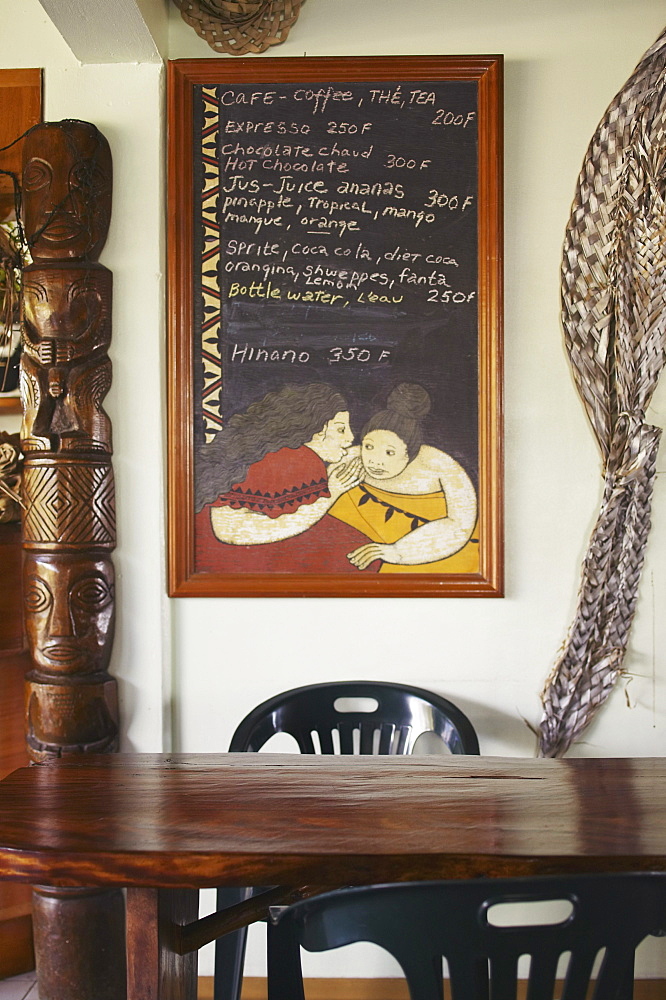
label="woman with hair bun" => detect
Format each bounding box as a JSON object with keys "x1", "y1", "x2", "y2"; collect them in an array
[{"x1": 329, "y1": 383, "x2": 479, "y2": 573}]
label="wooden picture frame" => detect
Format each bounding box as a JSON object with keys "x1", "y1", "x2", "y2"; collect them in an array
[{"x1": 167, "y1": 56, "x2": 503, "y2": 597}]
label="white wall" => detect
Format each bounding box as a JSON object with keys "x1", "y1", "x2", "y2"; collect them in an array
[
  {"x1": 3, "y1": 0, "x2": 666, "y2": 979},
  {"x1": 168, "y1": 1, "x2": 666, "y2": 767}
]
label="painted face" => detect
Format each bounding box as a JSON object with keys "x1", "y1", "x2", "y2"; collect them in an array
[
  {"x1": 307, "y1": 410, "x2": 354, "y2": 463},
  {"x1": 22, "y1": 121, "x2": 112, "y2": 261},
  {"x1": 23, "y1": 553, "x2": 115, "y2": 676},
  {"x1": 361, "y1": 429, "x2": 411, "y2": 480}
]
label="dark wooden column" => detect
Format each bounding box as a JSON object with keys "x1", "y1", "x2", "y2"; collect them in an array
[
  {"x1": 19, "y1": 121, "x2": 125, "y2": 1000},
  {"x1": 0, "y1": 523, "x2": 34, "y2": 978}
]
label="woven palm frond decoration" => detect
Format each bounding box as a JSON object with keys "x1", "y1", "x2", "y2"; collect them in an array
[
  {"x1": 539, "y1": 28, "x2": 666, "y2": 758},
  {"x1": 172, "y1": 0, "x2": 306, "y2": 55}
]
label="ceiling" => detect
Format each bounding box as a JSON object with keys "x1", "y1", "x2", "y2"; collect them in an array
[{"x1": 36, "y1": 0, "x2": 167, "y2": 63}]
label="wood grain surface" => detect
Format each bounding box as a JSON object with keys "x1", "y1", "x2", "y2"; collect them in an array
[
  {"x1": 0, "y1": 754, "x2": 661, "y2": 889},
  {"x1": 0, "y1": 68, "x2": 41, "y2": 222},
  {"x1": 0, "y1": 525, "x2": 25, "y2": 653},
  {"x1": 0, "y1": 524, "x2": 34, "y2": 978}
]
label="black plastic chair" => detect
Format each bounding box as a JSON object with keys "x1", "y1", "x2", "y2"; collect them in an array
[
  {"x1": 214, "y1": 681, "x2": 480, "y2": 1000},
  {"x1": 268, "y1": 875, "x2": 666, "y2": 1000}
]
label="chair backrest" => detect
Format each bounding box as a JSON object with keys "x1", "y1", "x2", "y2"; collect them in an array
[
  {"x1": 229, "y1": 681, "x2": 479, "y2": 756},
  {"x1": 269, "y1": 875, "x2": 666, "y2": 1000}
]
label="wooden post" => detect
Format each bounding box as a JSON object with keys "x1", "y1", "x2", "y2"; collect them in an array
[
  {"x1": 19, "y1": 121, "x2": 125, "y2": 1000},
  {"x1": 126, "y1": 889, "x2": 199, "y2": 1000}
]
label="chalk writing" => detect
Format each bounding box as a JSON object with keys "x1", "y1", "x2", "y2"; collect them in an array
[
  {"x1": 209, "y1": 78, "x2": 476, "y2": 326},
  {"x1": 195, "y1": 74, "x2": 479, "y2": 446}
]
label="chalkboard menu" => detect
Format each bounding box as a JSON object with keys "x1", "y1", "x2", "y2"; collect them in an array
[{"x1": 168, "y1": 57, "x2": 503, "y2": 598}]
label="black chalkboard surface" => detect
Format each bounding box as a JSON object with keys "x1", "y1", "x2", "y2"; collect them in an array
[{"x1": 168, "y1": 57, "x2": 503, "y2": 598}]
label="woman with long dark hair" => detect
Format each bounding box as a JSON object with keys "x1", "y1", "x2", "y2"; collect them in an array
[{"x1": 194, "y1": 382, "x2": 371, "y2": 574}]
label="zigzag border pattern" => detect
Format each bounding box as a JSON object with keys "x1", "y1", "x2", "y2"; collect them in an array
[{"x1": 200, "y1": 86, "x2": 223, "y2": 443}]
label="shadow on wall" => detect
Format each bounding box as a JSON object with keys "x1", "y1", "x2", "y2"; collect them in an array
[{"x1": 456, "y1": 695, "x2": 539, "y2": 756}]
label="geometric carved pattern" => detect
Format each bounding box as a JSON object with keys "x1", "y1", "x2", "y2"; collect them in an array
[{"x1": 22, "y1": 456, "x2": 115, "y2": 550}]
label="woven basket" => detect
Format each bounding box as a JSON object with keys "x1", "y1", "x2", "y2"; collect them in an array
[{"x1": 172, "y1": 0, "x2": 306, "y2": 55}]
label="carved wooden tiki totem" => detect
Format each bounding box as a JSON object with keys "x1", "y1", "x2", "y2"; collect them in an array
[
  {"x1": 19, "y1": 121, "x2": 125, "y2": 1000},
  {"x1": 20, "y1": 120, "x2": 116, "y2": 757}
]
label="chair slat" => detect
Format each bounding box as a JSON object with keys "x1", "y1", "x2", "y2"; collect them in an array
[
  {"x1": 394, "y1": 724, "x2": 412, "y2": 755},
  {"x1": 447, "y1": 954, "x2": 489, "y2": 1000},
  {"x1": 295, "y1": 731, "x2": 318, "y2": 753},
  {"x1": 337, "y1": 724, "x2": 355, "y2": 755},
  {"x1": 560, "y1": 949, "x2": 596, "y2": 1000},
  {"x1": 592, "y1": 950, "x2": 636, "y2": 1000},
  {"x1": 376, "y1": 722, "x2": 396, "y2": 755},
  {"x1": 358, "y1": 723, "x2": 375, "y2": 754},
  {"x1": 525, "y1": 950, "x2": 559, "y2": 1000},
  {"x1": 395, "y1": 952, "x2": 444, "y2": 1000},
  {"x1": 489, "y1": 951, "x2": 520, "y2": 1000},
  {"x1": 316, "y1": 728, "x2": 336, "y2": 754}
]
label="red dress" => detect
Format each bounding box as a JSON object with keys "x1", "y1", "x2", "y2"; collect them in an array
[{"x1": 195, "y1": 445, "x2": 375, "y2": 574}]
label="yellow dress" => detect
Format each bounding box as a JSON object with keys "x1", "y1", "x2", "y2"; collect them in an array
[{"x1": 329, "y1": 483, "x2": 479, "y2": 574}]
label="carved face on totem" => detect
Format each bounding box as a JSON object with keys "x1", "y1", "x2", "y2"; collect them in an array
[
  {"x1": 22, "y1": 121, "x2": 112, "y2": 262},
  {"x1": 24, "y1": 553, "x2": 115, "y2": 676},
  {"x1": 21, "y1": 264, "x2": 111, "y2": 365}
]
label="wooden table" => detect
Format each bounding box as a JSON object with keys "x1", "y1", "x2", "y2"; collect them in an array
[{"x1": 0, "y1": 753, "x2": 664, "y2": 1000}]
